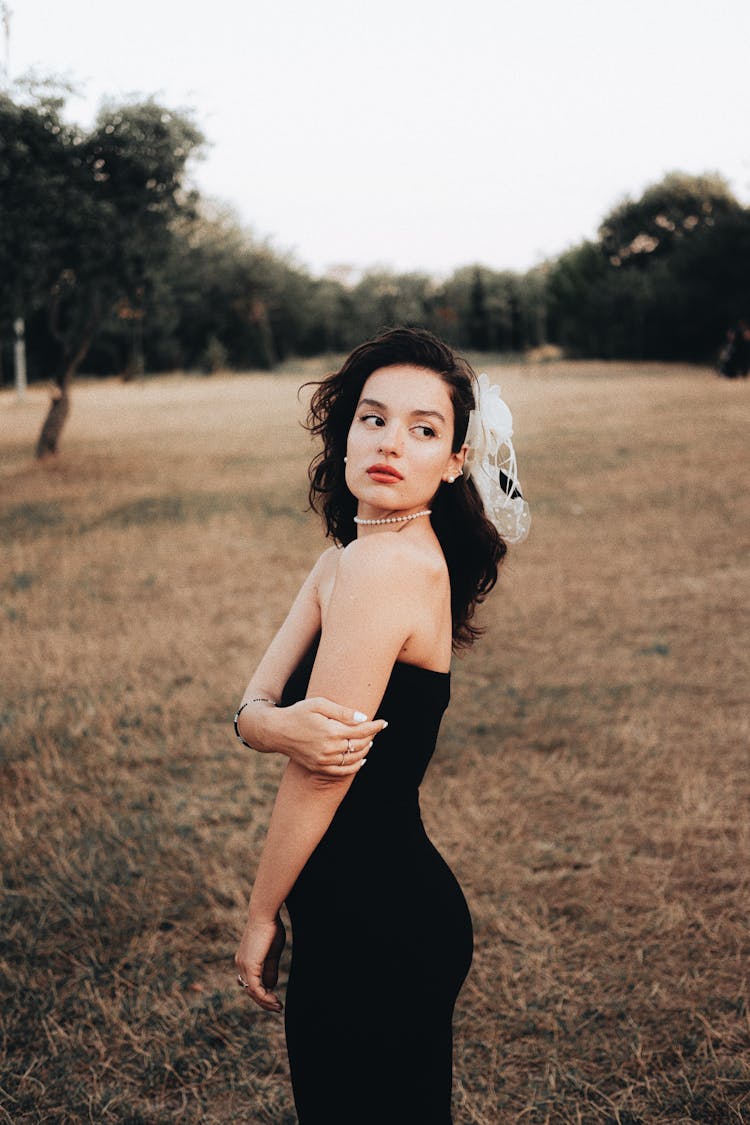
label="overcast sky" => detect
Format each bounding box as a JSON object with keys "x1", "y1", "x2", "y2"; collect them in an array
[{"x1": 7, "y1": 0, "x2": 750, "y2": 278}]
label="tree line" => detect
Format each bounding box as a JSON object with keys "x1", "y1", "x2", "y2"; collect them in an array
[{"x1": 2, "y1": 84, "x2": 750, "y2": 453}]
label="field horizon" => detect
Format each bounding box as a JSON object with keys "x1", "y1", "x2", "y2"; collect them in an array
[{"x1": 1, "y1": 360, "x2": 749, "y2": 1123}]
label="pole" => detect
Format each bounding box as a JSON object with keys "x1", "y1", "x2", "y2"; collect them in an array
[
  {"x1": 3, "y1": 5, "x2": 24, "y2": 399},
  {"x1": 0, "y1": 2, "x2": 11, "y2": 89},
  {"x1": 14, "y1": 316, "x2": 26, "y2": 399}
]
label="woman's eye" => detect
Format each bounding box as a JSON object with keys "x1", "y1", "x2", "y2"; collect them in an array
[
  {"x1": 361, "y1": 413, "x2": 385, "y2": 427},
  {"x1": 414, "y1": 425, "x2": 437, "y2": 438}
]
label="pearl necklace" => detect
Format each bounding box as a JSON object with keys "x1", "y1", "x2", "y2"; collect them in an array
[{"x1": 353, "y1": 509, "x2": 432, "y2": 526}]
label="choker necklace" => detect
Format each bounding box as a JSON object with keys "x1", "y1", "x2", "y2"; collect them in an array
[{"x1": 353, "y1": 509, "x2": 432, "y2": 526}]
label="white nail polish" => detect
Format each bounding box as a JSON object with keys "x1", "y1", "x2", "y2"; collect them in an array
[{"x1": 354, "y1": 711, "x2": 367, "y2": 722}]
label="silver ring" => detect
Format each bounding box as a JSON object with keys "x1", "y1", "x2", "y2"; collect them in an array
[
  {"x1": 237, "y1": 974, "x2": 248, "y2": 989},
  {"x1": 346, "y1": 739, "x2": 352, "y2": 755},
  {"x1": 340, "y1": 750, "x2": 346, "y2": 766}
]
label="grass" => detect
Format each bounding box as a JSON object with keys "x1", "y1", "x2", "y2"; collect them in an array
[{"x1": 1, "y1": 361, "x2": 748, "y2": 1124}]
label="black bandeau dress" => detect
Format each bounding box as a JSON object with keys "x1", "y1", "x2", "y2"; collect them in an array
[{"x1": 279, "y1": 632, "x2": 473, "y2": 1124}]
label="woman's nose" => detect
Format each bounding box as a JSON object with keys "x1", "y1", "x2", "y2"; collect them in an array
[{"x1": 377, "y1": 423, "x2": 403, "y2": 456}]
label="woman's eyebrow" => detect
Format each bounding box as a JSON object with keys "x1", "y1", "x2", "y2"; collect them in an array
[{"x1": 358, "y1": 398, "x2": 446, "y2": 424}]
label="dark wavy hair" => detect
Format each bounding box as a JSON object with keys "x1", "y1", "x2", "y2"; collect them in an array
[{"x1": 304, "y1": 327, "x2": 507, "y2": 649}]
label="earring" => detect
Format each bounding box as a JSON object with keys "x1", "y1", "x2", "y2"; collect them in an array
[
  {"x1": 344, "y1": 456, "x2": 347, "y2": 463},
  {"x1": 447, "y1": 475, "x2": 455, "y2": 484}
]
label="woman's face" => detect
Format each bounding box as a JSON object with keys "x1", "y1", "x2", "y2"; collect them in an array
[{"x1": 345, "y1": 364, "x2": 466, "y2": 520}]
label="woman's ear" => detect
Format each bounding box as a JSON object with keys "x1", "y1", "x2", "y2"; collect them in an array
[{"x1": 443, "y1": 444, "x2": 468, "y2": 484}]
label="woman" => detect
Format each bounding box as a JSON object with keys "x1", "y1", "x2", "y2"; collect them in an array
[{"x1": 233, "y1": 327, "x2": 529, "y2": 1123}]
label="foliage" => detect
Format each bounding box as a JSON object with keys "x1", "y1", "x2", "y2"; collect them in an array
[
  {"x1": 1, "y1": 88, "x2": 203, "y2": 376},
  {"x1": 548, "y1": 173, "x2": 750, "y2": 361},
  {"x1": 0, "y1": 85, "x2": 204, "y2": 453},
  {"x1": 0, "y1": 90, "x2": 73, "y2": 322},
  {"x1": 438, "y1": 265, "x2": 541, "y2": 353},
  {"x1": 0, "y1": 86, "x2": 200, "y2": 455},
  {"x1": 599, "y1": 171, "x2": 742, "y2": 267},
  {"x1": 3, "y1": 83, "x2": 750, "y2": 391}
]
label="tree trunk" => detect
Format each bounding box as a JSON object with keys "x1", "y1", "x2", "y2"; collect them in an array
[
  {"x1": 250, "y1": 297, "x2": 277, "y2": 370},
  {"x1": 122, "y1": 312, "x2": 144, "y2": 382},
  {"x1": 36, "y1": 297, "x2": 101, "y2": 458},
  {"x1": 35, "y1": 383, "x2": 70, "y2": 458}
]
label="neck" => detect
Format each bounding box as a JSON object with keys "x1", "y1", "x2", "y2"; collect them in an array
[{"x1": 353, "y1": 508, "x2": 432, "y2": 528}]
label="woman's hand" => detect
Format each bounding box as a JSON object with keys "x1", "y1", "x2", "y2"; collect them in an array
[
  {"x1": 235, "y1": 914, "x2": 286, "y2": 1012},
  {"x1": 239, "y1": 697, "x2": 388, "y2": 777},
  {"x1": 279, "y1": 697, "x2": 388, "y2": 775}
]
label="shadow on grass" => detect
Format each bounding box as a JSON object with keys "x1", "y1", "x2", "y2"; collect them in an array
[{"x1": 1, "y1": 492, "x2": 308, "y2": 541}]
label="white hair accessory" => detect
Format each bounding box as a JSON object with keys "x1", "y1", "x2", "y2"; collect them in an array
[{"x1": 464, "y1": 373, "x2": 531, "y2": 543}]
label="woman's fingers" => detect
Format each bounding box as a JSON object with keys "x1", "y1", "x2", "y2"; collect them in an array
[
  {"x1": 235, "y1": 918, "x2": 285, "y2": 1012},
  {"x1": 236, "y1": 958, "x2": 283, "y2": 1011},
  {"x1": 262, "y1": 923, "x2": 285, "y2": 989},
  {"x1": 280, "y1": 698, "x2": 389, "y2": 774},
  {"x1": 245, "y1": 975, "x2": 283, "y2": 1011},
  {"x1": 334, "y1": 746, "x2": 371, "y2": 775},
  {"x1": 345, "y1": 738, "x2": 373, "y2": 765},
  {"x1": 322, "y1": 736, "x2": 373, "y2": 774},
  {"x1": 308, "y1": 697, "x2": 387, "y2": 738},
  {"x1": 307, "y1": 697, "x2": 370, "y2": 725},
  {"x1": 323, "y1": 720, "x2": 387, "y2": 758}
]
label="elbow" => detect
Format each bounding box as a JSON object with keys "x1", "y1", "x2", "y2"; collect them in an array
[
  {"x1": 307, "y1": 771, "x2": 351, "y2": 793},
  {"x1": 285, "y1": 760, "x2": 354, "y2": 798},
  {"x1": 290, "y1": 763, "x2": 354, "y2": 796}
]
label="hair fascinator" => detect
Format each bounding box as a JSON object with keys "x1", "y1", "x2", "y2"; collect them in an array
[{"x1": 464, "y1": 373, "x2": 531, "y2": 543}]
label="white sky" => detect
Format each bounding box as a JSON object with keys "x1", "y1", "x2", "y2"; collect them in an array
[{"x1": 7, "y1": 0, "x2": 750, "y2": 278}]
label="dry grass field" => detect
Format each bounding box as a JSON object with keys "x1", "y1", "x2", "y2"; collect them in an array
[{"x1": 1, "y1": 359, "x2": 749, "y2": 1124}]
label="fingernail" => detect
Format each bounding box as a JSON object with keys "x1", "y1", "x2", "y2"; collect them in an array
[
  {"x1": 354, "y1": 711, "x2": 367, "y2": 722},
  {"x1": 359, "y1": 758, "x2": 367, "y2": 767},
  {"x1": 381, "y1": 721, "x2": 388, "y2": 730},
  {"x1": 367, "y1": 740, "x2": 373, "y2": 749}
]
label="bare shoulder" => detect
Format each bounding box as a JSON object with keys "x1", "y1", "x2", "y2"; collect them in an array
[
  {"x1": 335, "y1": 528, "x2": 452, "y2": 612},
  {"x1": 308, "y1": 543, "x2": 340, "y2": 578},
  {"x1": 312, "y1": 535, "x2": 443, "y2": 705},
  {"x1": 311, "y1": 543, "x2": 341, "y2": 571},
  {"x1": 241, "y1": 549, "x2": 340, "y2": 702},
  {"x1": 341, "y1": 535, "x2": 445, "y2": 598},
  {"x1": 339, "y1": 528, "x2": 445, "y2": 576},
  {"x1": 318, "y1": 533, "x2": 452, "y2": 672},
  {"x1": 310, "y1": 543, "x2": 343, "y2": 601}
]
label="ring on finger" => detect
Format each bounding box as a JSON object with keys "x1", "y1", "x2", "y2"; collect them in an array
[
  {"x1": 237, "y1": 975, "x2": 248, "y2": 989},
  {"x1": 340, "y1": 750, "x2": 346, "y2": 766},
  {"x1": 346, "y1": 739, "x2": 352, "y2": 755}
]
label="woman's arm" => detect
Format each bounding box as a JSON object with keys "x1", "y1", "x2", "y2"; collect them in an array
[
  {"x1": 235, "y1": 546, "x2": 387, "y2": 774},
  {"x1": 236, "y1": 536, "x2": 428, "y2": 1009}
]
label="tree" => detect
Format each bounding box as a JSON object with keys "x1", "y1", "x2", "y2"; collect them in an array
[
  {"x1": 436, "y1": 266, "x2": 529, "y2": 353},
  {"x1": 636, "y1": 209, "x2": 750, "y2": 360},
  {"x1": 545, "y1": 173, "x2": 750, "y2": 361},
  {"x1": 599, "y1": 171, "x2": 742, "y2": 268},
  {"x1": 342, "y1": 271, "x2": 436, "y2": 347},
  {"x1": 546, "y1": 241, "x2": 612, "y2": 356},
  {"x1": 0, "y1": 88, "x2": 74, "y2": 378},
  {"x1": 0, "y1": 87, "x2": 203, "y2": 455},
  {"x1": 467, "y1": 267, "x2": 490, "y2": 350},
  {"x1": 158, "y1": 205, "x2": 328, "y2": 371}
]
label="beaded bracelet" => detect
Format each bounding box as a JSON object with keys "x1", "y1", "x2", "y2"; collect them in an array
[{"x1": 233, "y1": 698, "x2": 277, "y2": 750}]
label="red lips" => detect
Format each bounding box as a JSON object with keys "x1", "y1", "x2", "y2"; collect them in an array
[{"x1": 367, "y1": 463, "x2": 403, "y2": 482}]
